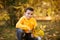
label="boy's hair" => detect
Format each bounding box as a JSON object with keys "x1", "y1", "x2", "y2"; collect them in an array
[{"x1": 25, "y1": 7, "x2": 34, "y2": 12}]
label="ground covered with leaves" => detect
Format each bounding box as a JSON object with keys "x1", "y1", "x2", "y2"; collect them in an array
[{"x1": 0, "y1": 21, "x2": 60, "y2": 40}]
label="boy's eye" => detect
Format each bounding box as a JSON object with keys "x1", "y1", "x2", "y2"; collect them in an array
[
  {"x1": 31, "y1": 14, "x2": 33, "y2": 15},
  {"x1": 28, "y1": 13, "x2": 33, "y2": 15},
  {"x1": 28, "y1": 13, "x2": 30, "y2": 14}
]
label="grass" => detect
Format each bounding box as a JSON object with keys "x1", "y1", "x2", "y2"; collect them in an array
[{"x1": 0, "y1": 27, "x2": 17, "y2": 40}]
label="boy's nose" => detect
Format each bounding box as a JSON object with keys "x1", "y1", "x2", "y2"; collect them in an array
[{"x1": 29, "y1": 15, "x2": 32, "y2": 17}]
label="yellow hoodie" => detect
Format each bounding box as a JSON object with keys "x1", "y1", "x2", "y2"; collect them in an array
[{"x1": 16, "y1": 16, "x2": 37, "y2": 33}]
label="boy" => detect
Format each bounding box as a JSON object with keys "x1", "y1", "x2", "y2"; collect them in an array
[{"x1": 16, "y1": 7, "x2": 37, "y2": 40}]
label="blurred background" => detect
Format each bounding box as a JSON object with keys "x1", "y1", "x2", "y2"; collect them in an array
[{"x1": 0, "y1": 0, "x2": 60, "y2": 40}]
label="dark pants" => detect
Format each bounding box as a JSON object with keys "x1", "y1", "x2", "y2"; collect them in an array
[{"x1": 16, "y1": 28, "x2": 37, "y2": 40}]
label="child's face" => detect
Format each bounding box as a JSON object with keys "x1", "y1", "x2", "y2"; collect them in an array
[{"x1": 25, "y1": 10, "x2": 33, "y2": 19}]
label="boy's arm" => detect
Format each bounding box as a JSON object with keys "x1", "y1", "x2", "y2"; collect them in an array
[{"x1": 16, "y1": 17, "x2": 30, "y2": 30}]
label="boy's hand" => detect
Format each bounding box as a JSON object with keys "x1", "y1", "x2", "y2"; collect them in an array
[
  {"x1": 26, "y1": 27, "x2": 31, "y2": 33},
  {"x1": 31, "y1": 34, "x2": 34, "y2": 38},
  {"x1": 24, "y1": 26, "x2": 32, "y2": 33},
  {"x1": 26, "y1": 30, "x2": 31, "y2": 33}
]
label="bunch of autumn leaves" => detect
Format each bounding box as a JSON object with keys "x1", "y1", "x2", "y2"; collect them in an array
[{"x1": 32, "y1": 25, "x2": 46, "y2": 37}]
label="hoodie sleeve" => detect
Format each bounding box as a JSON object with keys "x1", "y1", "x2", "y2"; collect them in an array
[{"x1": 16, "y1": 17, "x2": 30, "y2": 30}]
